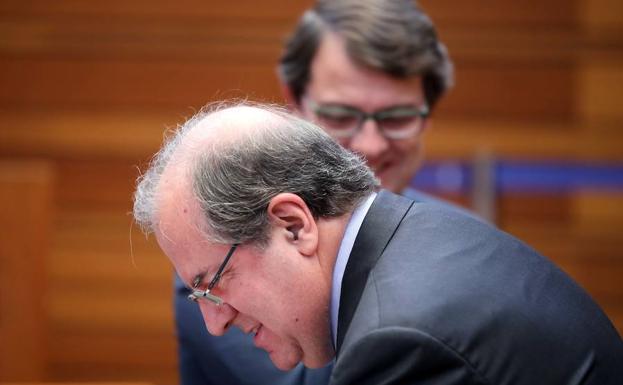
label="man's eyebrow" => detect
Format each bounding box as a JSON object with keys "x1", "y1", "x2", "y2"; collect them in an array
[
  {"x1": 319, "y1": 102, "x2": 419, "y2": 112},
  {"x1": 377, "y1": 103, "x2": 419, "y2": 112}
]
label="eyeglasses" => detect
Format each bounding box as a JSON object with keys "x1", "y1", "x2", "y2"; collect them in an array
[
  {"x1": 187, "y1": 244, "x2": 239, "y2": 306},
  {"x1": 307, "y1": 99, "x2": 429, "y2": 140}
]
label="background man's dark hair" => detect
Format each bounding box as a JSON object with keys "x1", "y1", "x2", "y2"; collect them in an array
[{"x1": 278, "y1": 0, "x2": 453, "y2": 110}]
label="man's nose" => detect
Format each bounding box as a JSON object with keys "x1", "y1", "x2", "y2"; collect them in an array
[
  {"x1": 198, "y1": 301, "x2": 238, "y2": 336},
  {"x1": 347, "y1": 119, "x2": 390, "y2": 161}
]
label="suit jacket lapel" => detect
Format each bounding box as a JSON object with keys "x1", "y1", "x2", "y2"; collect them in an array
[{"x1": 336, "y1": 190, "x2": 414, "y2": 353}]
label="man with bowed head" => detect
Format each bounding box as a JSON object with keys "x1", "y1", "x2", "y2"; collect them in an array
[
  {"x1": 175, "y1": 1, "x2": 453, "y2": 382},
  {"x1": 135, "y1": 103, "x2": 623, "y2": 385}
]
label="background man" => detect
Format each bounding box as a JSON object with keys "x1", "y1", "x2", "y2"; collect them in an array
[
  {"x1": 136, "y1": 104, "x2": 623, "y2": 385},
  {"x1": 176, "y1": 1, "x2": 454, "y2": 384},
  {"x1": 279, "y1": 0, "x2": 451, "y2": 196}
]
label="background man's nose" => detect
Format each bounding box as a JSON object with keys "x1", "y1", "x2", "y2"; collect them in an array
[{"x1": 347, "y1": 119, "x2": 390, "y2": 161}]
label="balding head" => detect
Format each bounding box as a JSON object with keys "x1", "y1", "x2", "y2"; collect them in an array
[
  {"x1": 162, "y1": 105, "x2": 288, "y2": 171},
  {"x1": 183, "y1": 105, "x2": 288, "y2": 151},
  {"x1": 134, "y1": 103, "x2": 286, "y2": 234},
  {"x1": 133, "y1": 101, "x2": 379, "y2": 246},
  {"x1": 149, "y1": 105, "x2": 290, "y2": 242}
]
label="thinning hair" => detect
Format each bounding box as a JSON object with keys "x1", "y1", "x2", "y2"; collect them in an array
[
  {"x1": 133, "y1": 102, "x2": 379, "y2": 246},
  {"x1": 278, "y1": 0, "x2": 453, "y2": 110},
  {"x1": 133, "y1": 108, "x2": 208, "y2": 234}
]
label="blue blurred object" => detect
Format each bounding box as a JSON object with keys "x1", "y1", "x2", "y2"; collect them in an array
[{"x1": 411, "y1": 160, "x2": 623, "y2": 194}]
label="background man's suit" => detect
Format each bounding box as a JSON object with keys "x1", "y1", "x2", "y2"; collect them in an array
[{"x1": 332, "y1": 190, "x2": 623, "y2": 384}]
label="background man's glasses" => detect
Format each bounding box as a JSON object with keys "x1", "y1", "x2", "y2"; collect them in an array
[
  {"x1": 307, "y1": 100, "x2": 429, "y2": 140},
  {"x1": 187, "y1": 244, "x2": 239, "y2": 306}
]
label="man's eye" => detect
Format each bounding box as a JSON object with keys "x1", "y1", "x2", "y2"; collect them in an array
[
  {"x1": 192, "y1": 276, "x2": 203, "y2": 288},
  {"x1": 379, "y1": 116, "x2": 416, "y2": 130},
  {"x1": 317, "y1": 113, "x2": 359, "y2": 129}
]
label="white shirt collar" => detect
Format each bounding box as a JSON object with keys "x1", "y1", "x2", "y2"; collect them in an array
[{"x1": 330, "y1": 192, "x2": 377, "y2": 347}]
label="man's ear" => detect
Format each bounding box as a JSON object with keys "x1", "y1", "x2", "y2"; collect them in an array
[
  {"x1": 279, "y1": 82, "x2": 303, "y2": 114},
  {"x1": 267, "y1": 193, "x2": 318, "y2": 256}
]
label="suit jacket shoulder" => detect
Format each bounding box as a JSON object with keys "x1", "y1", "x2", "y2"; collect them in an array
[{"x1": 332, "y1": 190, "x2": 623, "y2": 385}]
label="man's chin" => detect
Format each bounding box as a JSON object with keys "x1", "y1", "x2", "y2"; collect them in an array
[
  {"x1": 378, "y1": 165, "x2": 420, "y2": 194},
  {"x1": 268, "y1": 351, "x2": 301, "y2": 371},
  {"x1": 299, "y1": 350, "x2": 335, "y2": 369},
  {"x1": 378, "y1": 173, "x2": 403, "y2": 194},
  {"x1": 269, "y1": 350, "x2": 334, "y2": 371}
]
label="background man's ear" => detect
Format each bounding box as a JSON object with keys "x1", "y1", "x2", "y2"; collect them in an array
[
  {"x1": 421, "y1": 118, "x2": 431, "y2": 134},
  {"x1": 267, "y1": 193, "x2": 318, "y2": 256},
  {"x1": 279, "y1": 82, "x2": 302, "y2": 114}
]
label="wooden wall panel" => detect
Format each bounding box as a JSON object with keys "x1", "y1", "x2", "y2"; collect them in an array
[
  {"x1": 580, "y1": 0, "x2": 623, "y2": 30},
  {"x1": 426, "y1": 119, "x2": 623, "y2": 161},
  {"x1": 0, "y1": 0, "x2": 313, "y2": 20},
  {"x1": 578, "y1": 61, "x2": 623, "y2": 127},
  {"x1": 0, "y1": 111, "x2": 171, "y2": 160},
  {"x1": 0, "y1": 59, "x2": 281, "y2": 109},
  {"x1": 441, "y1": 64, "x2": 576, "y2": 121},
  {"x1": 423, "y1": 0, "x2": 578, "y2": 26},
  {"x1": 0, "y1": 161, "x2": 54, "y2": 381},
  {"x1": 574, "y1": 190, "x2": 623, "y2": 222},
  {"x1": 44, "y1": 161, "x2": 177, "y2": 385}
]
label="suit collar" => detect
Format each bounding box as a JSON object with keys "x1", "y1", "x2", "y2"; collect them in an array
[
  {"x1": 335, "y1": 190, "x2": 414, "y2": 353},
  {"x1": 331, "y1": 192, "x2": 377, "y2": 348}
]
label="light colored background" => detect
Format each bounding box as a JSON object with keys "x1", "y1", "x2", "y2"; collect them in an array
[{"x1": 1, "y1": 1, "x2": 622, "y2": 384}]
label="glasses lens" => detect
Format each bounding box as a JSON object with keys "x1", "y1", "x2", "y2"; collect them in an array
[
  {"x1": 313, "y1": 105, "x2": 361, "y2": 137},
  {"x1": 377, "y1": 107, "x2": 426, "y2": 140}
]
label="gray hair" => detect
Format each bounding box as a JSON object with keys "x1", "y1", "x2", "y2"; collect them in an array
[
  {"x1": 133, "y1": 102, "x2": 379, "y2": 246},
  {"x1": 133, "y1": 109, "x2": 208, "y2": 234},
  {"x1": 278, "y1": 0, "x2": 453, "y2": 110}
]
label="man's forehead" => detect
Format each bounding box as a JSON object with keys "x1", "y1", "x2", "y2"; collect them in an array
[
  {"x1": 156, "y1": 163, "x2": 198, "y2": 230},
  {"x1": 154, "y1": 213, "x2": 219, "y2": 287},
  {"x1": 154, "y1": 165, "x2": 208, "y2": 267},
  {"x1": 308, "y1": 33, "x2": 424, "y2": 106}
]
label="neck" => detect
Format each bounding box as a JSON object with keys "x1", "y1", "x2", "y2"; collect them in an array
[{"x1": 316, "y1": 213, "x2": 352, "y2": 287}]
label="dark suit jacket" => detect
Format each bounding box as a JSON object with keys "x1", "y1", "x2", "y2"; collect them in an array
[{"x1": 332, "y1": 190, "x2": 623, "y2": 384}]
